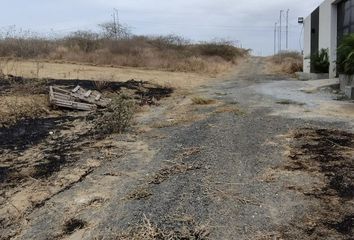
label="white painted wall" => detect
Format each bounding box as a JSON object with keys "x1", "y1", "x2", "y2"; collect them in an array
[
  {"x1": 303, "y1": 0, "x2": 339, "y2": 78},
  {"x1": 319, "y1": 0, "x2": 337, "y2": 78},
  {"x1": 303, "y1": 15, "x2": 311, "y2": 74}
]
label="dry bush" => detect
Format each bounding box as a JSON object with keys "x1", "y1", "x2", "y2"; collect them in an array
[
  {"x1": 95, "y1": 95, "x2": 136, "y2": 134},
  {"x1": 0, "y1": 27, "x2": 248, "y2": 74},
  {"x1": 0, "y1": 95, "x2": 49, "y2": 127},
  {"x1": 192, "y1": 42, "x2": 248, "y2": 62},
  {"x1": 64, "y1": 31, "x2": 101, "y2": 53},
  {"x1": 269, "y1": 51, "x2": 303, "y2": 74}
]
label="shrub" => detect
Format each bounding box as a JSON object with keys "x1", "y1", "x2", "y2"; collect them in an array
[
  {"x1": 95, "y1": 95, "x2": 135, "y2": 134},
  {"x1": 148, "y1": 35, "x2": 189, "y2": 51},
  {"x1": 310, "y1": 48, "x2": 329, "y2": 73},
  {"x1": 194, "y1": 42, "x2": 247, "y2": 62},
  {"x1": 269, "y1": 51, "x2": 303, "y2": 74},
  {"x1": 337, "y1": 34, "x2": 354, "y2": 75},
  {"x1": 64, "y1": 31, "x2": 101, "y2": 53}
]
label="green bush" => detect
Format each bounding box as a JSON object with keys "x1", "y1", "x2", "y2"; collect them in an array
[
  {"x1": 310, "y1": 48, "x2": 329, "y2": 73},
  {"x1": 96, "y1": 95, "x2": 135, "y2": 134},
  {"x1": 337, "y1": 34, "x2": 354, "y2": 75}
]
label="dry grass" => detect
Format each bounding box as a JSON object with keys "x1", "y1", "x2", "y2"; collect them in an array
[
  {"x1": 0, "y1": 95, "x2": 49, "y2": 127},
  {"x1": 267, "y1": 51, "x2": 303, "y2": 74},
  {"x1": 214, "y1": 105, "x2": 246, "y2": 115},
  {"x1": 191, "y1": 97, "x2": 216, "y2": 105},
  {"x1": 149, "y1": 163, "x2": 199, "y2": 185},
  {"x1": 2, "y1": 60, "x2": 215, "y2": 89},
  {"x1": 0, "y1": 34, "x2": 248, "y2": 74},
  {"x1": 117, "y1": 215, "x2": 210, "y2": 240},
  {"x1": 125, "y1": 186, "x2": 153, "y2": 200},
  {"x1": 151, "y1": 114, "x2": 205, "y2": 129}
]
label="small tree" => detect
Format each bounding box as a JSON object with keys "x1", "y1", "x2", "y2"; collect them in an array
[
  {"x1": 65, "y1": 31, "x2": 100, "y2": 53},
  {"x1": 99, "y1": 9, "x2": 131, "y2": 40}
]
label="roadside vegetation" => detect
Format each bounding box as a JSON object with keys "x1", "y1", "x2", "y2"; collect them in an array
[
  {"x1": 337, "y1": 33, "x2": 354, "y2": 75},
  {"x1": 0, "y1": 24, "x2": 249, "y2": 74},
  {"x1": 268, "y1": 51, "x2": 303, "y2": 74},
  {"x1": 310, "y1": 48, "x2": 330, "y2": 73},
  {"x1": 95, "y1": 95, "x2": 136, "y2": 134}
]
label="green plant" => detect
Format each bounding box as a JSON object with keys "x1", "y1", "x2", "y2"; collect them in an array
[
  {"x1": 310, "y1": 48, "x2": 329, "y2": 73},
  {"x1": 96, "y1": 95, "x2": 135, "y2": 134},
  {"x1": 337, "y1": 34, "x2": 354, "y2": 75}
]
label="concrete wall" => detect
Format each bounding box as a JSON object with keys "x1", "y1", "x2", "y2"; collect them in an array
[
  {"x1": 303, "y1": 16, "x2": 311, "y2": 74},
  {"x1": 303, "y1": 0, "x2": 339, "y2": 78},
  {"x1": 319, "y1": 0, "x2": 337, "y2": 78}
]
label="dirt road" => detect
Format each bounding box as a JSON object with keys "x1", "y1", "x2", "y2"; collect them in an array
[{"x1": 2, "y1": 58, "x2": 354, "y2": 239}]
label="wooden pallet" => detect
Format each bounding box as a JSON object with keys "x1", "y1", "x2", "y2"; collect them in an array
[
  {"x1": 71, "y1": 85, "x2": 111, "y2": 107},
  {"x1": 49, "y1": 86, "x2": 99, "y2": 111}
]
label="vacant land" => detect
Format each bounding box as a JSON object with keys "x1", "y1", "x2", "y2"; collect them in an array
[
  {"x1": 0, "y1": 60, "x2": 228, "y2": 89},
  {"x1": 1, "y1": 57, "x2": 353, "y2": 240}
]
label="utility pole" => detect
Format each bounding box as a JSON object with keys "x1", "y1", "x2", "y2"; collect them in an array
[
  {"x1": 286, "y1": 9, "x2": 289, "y2": 50},
  {"x1": 112, "y1": 8, "x2": 120, "y2": 39},
  {"x1": 279, "y1": 10, "x2": 283, "y2": 53},
  {"x1": 274, "y1": 22, "x2": 277, "y2": 55}
]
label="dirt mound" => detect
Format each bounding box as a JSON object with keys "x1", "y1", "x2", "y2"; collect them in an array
[{"x1": 285, "y1": 128, "x2": 354, "y2": 239}]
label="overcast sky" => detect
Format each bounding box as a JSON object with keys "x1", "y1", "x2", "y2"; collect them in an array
[{"x1": 0, "y1": 0, "x2": 323, "y2": 56}]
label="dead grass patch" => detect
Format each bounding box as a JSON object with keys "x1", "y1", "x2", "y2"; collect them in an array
[
  {"x1": 214, "y1": 105, "x2": 246, "y2": 115},
  {"x1": 126, "y1": 186, "x2": 153, "y2": 200},
  {"x1": 191, "y1": 97, "x2": 216, "y2": 105},
  {"x1": 116, "y1": 215, "x2": 210, "y2": 240},
  {"x1": 149, "y1": 163, "x2": 199, "y2": 185},
  {"x1": 151, "y1": 114, "x2": 204, "y2": 129},
  {"x1": 0, "y1": 95, "x2": 49, "y2": 127},
  {"x1": 267, "y1": 51, "x2": 303, "y2": 75},
  {"x1": 177, "y1": 147, "x2": 202, "y2": 160}
]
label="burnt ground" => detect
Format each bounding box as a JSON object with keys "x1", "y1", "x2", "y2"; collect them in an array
[
  {"x1": 1, "y1": 57, "x2": 354, "y2": 240},
  {"x1": 0, "y1": 77, "x2": 173, "y2": 239}
]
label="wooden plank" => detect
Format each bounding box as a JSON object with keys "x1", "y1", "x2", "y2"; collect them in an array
[
  {"x1": 95, "y1": 94, "x2": 101, "y2": 101},
  {"x1": 84, "y1": 90, "x2": 92, "y2": 98},
  {"x1": 72, "y1": 85, "x2": 81, "y2": 93}
]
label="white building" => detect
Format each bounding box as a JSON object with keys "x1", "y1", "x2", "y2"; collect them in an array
[{"x1": 303, "y1": 0, "x2": 354, "y2": 78}]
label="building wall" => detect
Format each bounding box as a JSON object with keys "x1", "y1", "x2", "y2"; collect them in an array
[
  {"x1": 303, "y1": 0, "x2": 338, "y2": 78},
  {"x1": 319, "y1": 0, "x2": 337, "y2": 78},
  {"x1": 303, "y1": 16, "x2": 311, "y2": 73}
]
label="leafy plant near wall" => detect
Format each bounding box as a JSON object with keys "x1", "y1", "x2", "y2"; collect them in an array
[
  {"x1": 337, "y1": 33, "x2": 354, "y2": 75},
  {"x1": 310, "y1": 48, "x2": 330, "y2": 73}
]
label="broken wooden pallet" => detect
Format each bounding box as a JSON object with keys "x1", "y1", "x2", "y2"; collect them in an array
[
  {"x1": 49, "y1": 86, "x2": 105, "y2": 111},
  {"x1": 71, "y1": 85, "x2": 111, "y2": 107}
]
